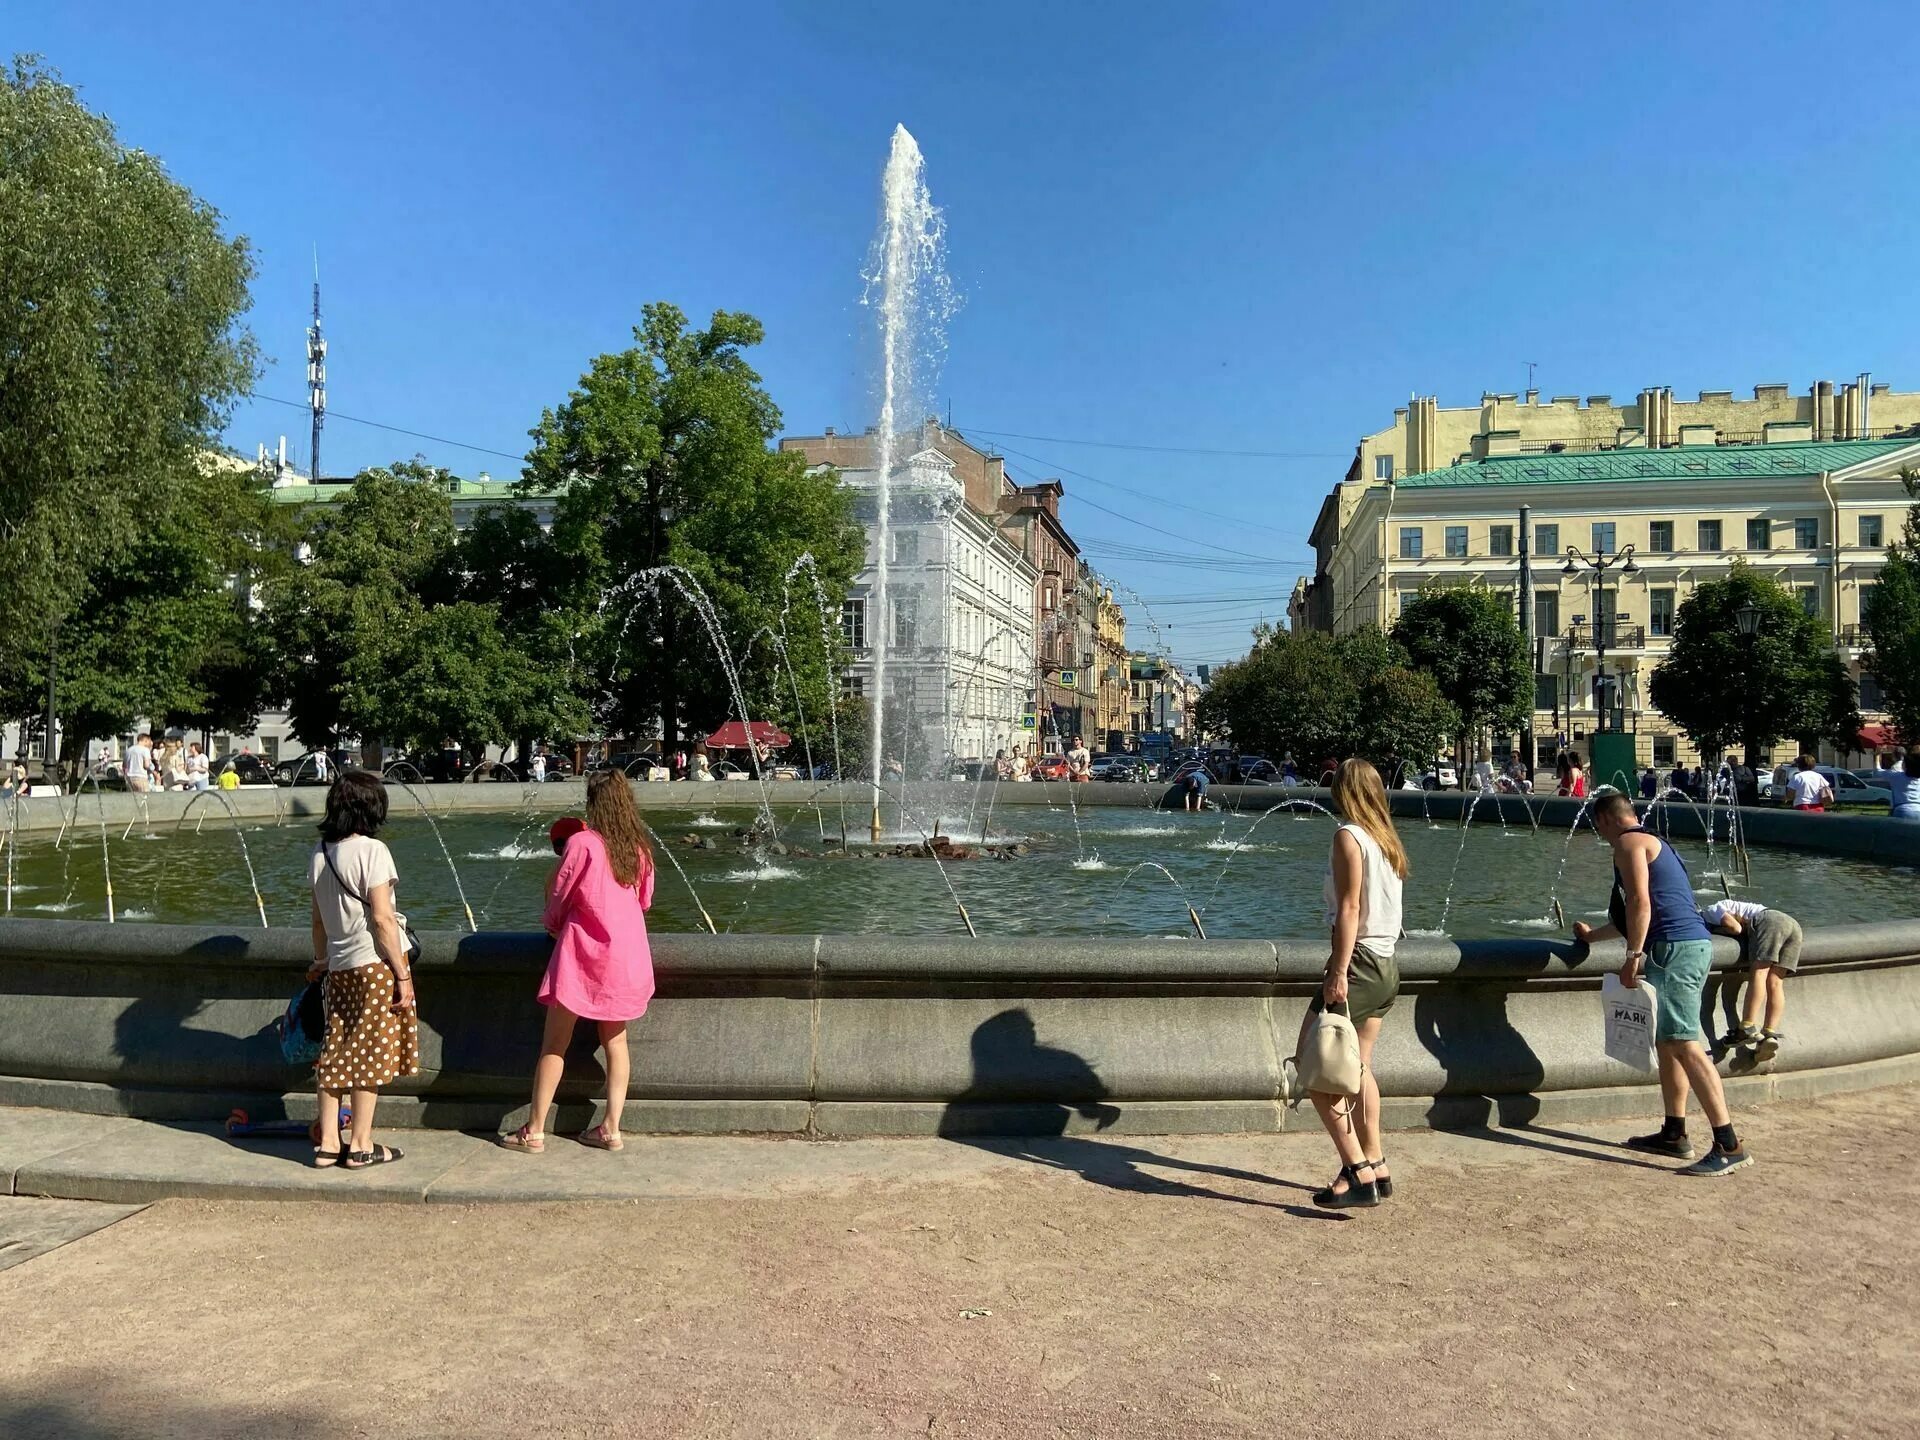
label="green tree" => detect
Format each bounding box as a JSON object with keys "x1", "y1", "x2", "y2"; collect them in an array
[
  {"x1": 0, "y1": 57, "x2": 256, "y2": 650},
  {"x1": 1194, "y1": 626, "x2": 1456, "y2": 775},
  {"x1": 1649, "y1": 562, "x2": 1861, "y2": 764},
  {"x1": 0, "y1": 455, "x2": 287, "y2": 765},
  {"x1": 521, "y1": 304, "x2": 865, "y2": 749},
  {"x1": 1863, "y1": 471, "x2": 1920, "y2": 747},
  {"x1": 1391, "y1": 585, "x2": 1531, "y2": 766}
]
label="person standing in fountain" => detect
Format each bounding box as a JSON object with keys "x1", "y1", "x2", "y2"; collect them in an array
[
  {"x1": 1302, "y1": 758, "x2": 1407, "y2": 1209},
  {"x1": 307, "y1": 770, "x2": 418, "y2": 1170},
  {"x1": 500, "y1": 770, "x2": 657, "y2": 1154},
  {"x1": 1571, "y1": 791, "x2": 1753, "y2": 1176}
]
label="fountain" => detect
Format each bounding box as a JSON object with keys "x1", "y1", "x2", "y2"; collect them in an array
[{"x1": 861, "y1": 124, "x2": 952, "y2": 840}]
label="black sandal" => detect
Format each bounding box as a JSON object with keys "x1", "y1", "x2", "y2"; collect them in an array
[
  {"x1": 343, "y1": 1144, "x2": 404, "y2": 1170},
  {"x1": 1312, "y1": 1163, "x2": 1379, "y2": 1210},
  {"x1": 312, "y1": 1148, "x2": 342, "y2": 1169},
  {"x1": 1367, "y1": 1154, "x2": 1393, "y2": 1200}
]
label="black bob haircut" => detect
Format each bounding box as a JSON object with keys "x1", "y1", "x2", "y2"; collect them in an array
[{"x1": 319, "y1": 769, "x2": 389, "y2": 843}]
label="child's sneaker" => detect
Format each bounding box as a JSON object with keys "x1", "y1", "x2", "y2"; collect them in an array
[
  {"x1": 1717, "y1": 1022, "x2": 1762, "y2": 1060},
  {"x1": 1754, "y1": 1029, "x2": 1781, "y2": 1063}
]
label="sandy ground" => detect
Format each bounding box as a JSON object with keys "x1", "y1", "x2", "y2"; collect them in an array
[{"x1": 1, "y1": 1088, "x2": 1914, "y2": 1440}]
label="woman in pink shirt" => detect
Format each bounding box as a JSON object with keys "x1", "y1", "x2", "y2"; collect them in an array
[{"x1": 500, "y1": 770, "x2": 656, "y2": 1153}]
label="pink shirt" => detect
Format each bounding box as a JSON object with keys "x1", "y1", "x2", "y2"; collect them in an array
[{"x1": 538, "y1": 828, "x2": 656, "y2": 1022}]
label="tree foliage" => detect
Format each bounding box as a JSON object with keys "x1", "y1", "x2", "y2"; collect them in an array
[
  {"x1": 263, "y1": 464, "x2": 586, "y2": 752},
  {"x1": 1863, "y1": 471, "x2": 1920, "y2": 748},
  {"x1": 1390, "y1": 585, "x2": 1531, "y2": 758},
  {"x1": 1648, "y1": 562, "x2": 1861, "y2": 761},
  {"x1": 522, "y1": 304, "x2": 864, "y2": 747},
  {"x1": 0, "y1": 56, "x2": 256, "y2": 642},
  {"x1": 1194, "y1": 625, "x2": 1457, "y2": 774}
]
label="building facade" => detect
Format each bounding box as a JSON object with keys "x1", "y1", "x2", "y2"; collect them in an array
[
  {"x1": 1296, "y1": 426, "x2": 1917, "y2": 770},
  {"x1": 1094, "y1": 582, "x2": 1130, "y2": 745},
  {"x1": 1128, "y1": 655, "x2": 1198, "y2": 748}
]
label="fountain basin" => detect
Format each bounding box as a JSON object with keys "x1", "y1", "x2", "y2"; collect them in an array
[{"x1": 2, "y1": 915, "x2": 1917, "y2": 1135}]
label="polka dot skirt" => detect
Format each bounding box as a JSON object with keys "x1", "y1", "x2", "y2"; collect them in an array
[{"x1": 315, "y1": 965, "x2": 420, "y2": 1092}]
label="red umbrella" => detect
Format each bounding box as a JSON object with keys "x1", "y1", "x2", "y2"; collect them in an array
[{"x1": 704, "y1": 721, "x2": 791, "y2": 750}]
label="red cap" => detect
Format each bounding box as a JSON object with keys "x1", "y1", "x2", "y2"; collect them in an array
[{"x1": 548, "y1": 817, "x2": 586, "y2": 852}]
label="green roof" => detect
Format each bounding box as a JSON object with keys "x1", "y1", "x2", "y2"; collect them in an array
[
  {"x1": 1394, "y1": 437, "x2": 1920, "y2": 489},
  {"x1": 267, "y1": 477, "x2": 557, "y2": 505}
]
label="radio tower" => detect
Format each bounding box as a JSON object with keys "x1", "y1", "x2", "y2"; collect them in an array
[{"x1": 306, "y1": 251, "x2": 327, "y2": 480}]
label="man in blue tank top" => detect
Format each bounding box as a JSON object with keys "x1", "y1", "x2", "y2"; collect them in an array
[{"x1": 1572, "y1": 790, "x2": 1754, "y2": 1176}]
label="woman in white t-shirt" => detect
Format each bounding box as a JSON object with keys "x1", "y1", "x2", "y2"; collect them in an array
[
  {"x1": 307, "y1": 769, "x2": 419, "y2": 1170},
  {"x1": 1786, "y1": 755, "x2": 1833, "y2": 812},
  {"x1": 1300, "y1": 757, "x2": 1408, "y2": 1210}
]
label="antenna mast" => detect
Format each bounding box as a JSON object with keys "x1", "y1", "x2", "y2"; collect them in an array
[{"x1": 307, "y1": 252, "x2": 327, "y2": 480}]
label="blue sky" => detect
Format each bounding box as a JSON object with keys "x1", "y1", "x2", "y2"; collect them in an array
[{"x1": 15, "y1": 3, "x2": 1920, "y2": 664}]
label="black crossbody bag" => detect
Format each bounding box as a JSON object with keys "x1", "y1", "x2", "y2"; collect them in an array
[{"x1": 320, "y1": 841, "x2": 423, "y2": 968}]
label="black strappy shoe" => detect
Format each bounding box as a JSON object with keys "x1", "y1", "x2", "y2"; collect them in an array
[
  {"x1": 1312, "y1": 1163, "x2": 1379, "y2": 1209},
  {"x1": 1367, "y1": 1154, "x2": 1393, "y2": 1199},
  {"x1": 343, "y1": 1144, "x2": 404, "y2": 1170}
]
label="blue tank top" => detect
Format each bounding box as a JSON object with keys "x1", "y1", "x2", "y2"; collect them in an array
[{"x1": 1612, "y1": 827, "x2": 1709, "y2": 944}]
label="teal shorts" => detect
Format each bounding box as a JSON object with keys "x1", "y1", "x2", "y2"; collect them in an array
[{"x1": 1646, "y1": 938, "x2": 1713, "y2": 1043}]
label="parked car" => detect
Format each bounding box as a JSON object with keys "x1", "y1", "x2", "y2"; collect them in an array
[
  {"x1": 272, "y1": 749, "x2": 349, "y2": 786},
  {"x1": 1234, "y1": 757, "x2": 1281, "y2": 785},
  {"x1": 1404, "y1": 760, "x2": 1458, "y2": 792},
  {"x1": 217, "y1": 752, "x2": 277, "y2": 786},
  {"x1": 1032, "y1": 754, "x2": 1070, "y2": 782},
  {"x1": 1815, "y1": 765, "x2": 1891, "y2": 808}
]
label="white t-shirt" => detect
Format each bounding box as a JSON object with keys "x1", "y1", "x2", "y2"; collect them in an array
[
  {"x1": 1787, "y1": 770, "x2": 1832, "y2": 807},
  {"x1": 309, "y1": 835, "x2": 400, "y2": 972},
  {"x1": 185, "y1": 752, "x2": 209, "y2": 780},
  {"x1": 1322, "y1": 822, "x2": 1404, "y2": 959},
  {"x1": 123, "y1": 745, "x2": 151, "y2": 780},
  {"x1": 1701, "y1": 899, "x2": 1767, "y2": 927},
  {"x1": 531, "y1": 755, "x2": 547, "y2": 781},
  {"x1": 1067, "y1": 746, "x2": 1091, "y2": 774}
]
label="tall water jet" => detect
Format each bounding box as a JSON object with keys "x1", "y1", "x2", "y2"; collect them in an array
[{"x1": 862, "y1": 124, "x2": 951, "y2": 839}]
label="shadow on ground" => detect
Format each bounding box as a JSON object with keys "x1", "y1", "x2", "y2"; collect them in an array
[
  {"x1": 937, "y1": 1008, "x2": 1339, "y2": 1219},
  {"x1": 0, "y1": 1373, "x2": 330, "y2": 1440}
]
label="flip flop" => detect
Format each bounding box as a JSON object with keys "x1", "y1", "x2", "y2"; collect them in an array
[{"x1": 577, "y1": 1124, "x2": 624, "y2": 1151}]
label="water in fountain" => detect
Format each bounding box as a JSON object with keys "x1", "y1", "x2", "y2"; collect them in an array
[
  {"x1": 49, "y1": 773, "x2": 118, "y2": 921},
  {"x1": 1198, "y1": 798, "x2": 1337, "y2": 918},
  {"x1": 861, "y1": 123, "x2": 953, "y2": 841},
  {"x1": 1435, "y1": 788, "x2": 1504, "y2": 935},
  {"x1": 1544, "y1": 796, "x2": 1598, "y2": 928},
  {"x1": 1, "y1": 790, "x2": 24, "y2": 914},
  {"x1": 1111, "y1": 861, "x2": 1208, "y2": 939},
  {"x1": 379, "y1": 775, "x2": 478, "y2": 933},
  {"x1": 151, "y1": 789, "x2": 271, "y2": 928}
]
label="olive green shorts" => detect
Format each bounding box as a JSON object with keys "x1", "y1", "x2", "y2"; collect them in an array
[{"x1": 1311, "y1": 941, "x2": 1400, "y2": 1026}]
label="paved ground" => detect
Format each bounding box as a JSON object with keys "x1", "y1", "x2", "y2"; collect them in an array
[{"x1": 1, "y1": 1088, "x2": 1914, "y2": 1439}]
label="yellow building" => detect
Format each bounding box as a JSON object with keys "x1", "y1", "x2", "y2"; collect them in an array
[
  {"x1": 1094, "y1": 585, "x2": 1129, "y2": 741},
  {"x1": 1294, "y1": 433, "x2": 1918, "y2": 769}
]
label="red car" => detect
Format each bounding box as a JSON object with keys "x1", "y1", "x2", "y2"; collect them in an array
[{"x1": 1032, "y1": 754, "x2": 1070, "y2": 781}]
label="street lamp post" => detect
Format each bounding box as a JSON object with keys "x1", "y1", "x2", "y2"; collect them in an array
[
  {"x1": 1735, "y1": 599, "x2": 1762, "y2": 768},
  {"x1": 1561, "y1": 544, "x2": 1640, "y2": 732}
]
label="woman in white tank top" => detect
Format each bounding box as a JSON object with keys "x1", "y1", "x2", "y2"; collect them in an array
[{"x1": 1301, "y1": 758, "x2": 1408, "y2": 1209}]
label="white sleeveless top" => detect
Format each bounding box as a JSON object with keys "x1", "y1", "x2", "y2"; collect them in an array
[{"x1": 1322, "y1": 822, "x2": 1404, "y2": 958}]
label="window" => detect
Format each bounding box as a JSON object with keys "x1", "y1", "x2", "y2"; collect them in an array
[
  {"x1": 1647, "y1": 521, "x2": 1673, "y2": 552},
  {"x1": 1374, "y1": 454, "x2": 1394, "y2": 481},
  {"x1": 1860, "y1": 514, "x2": 1884, "y2": 547},
  {"x1": 1746, "y1": 517, "x2": 1771, "y2": 551},
  {"x1": 1796, "y1": 585, "x2": 1820, "y2": 617},
  {"x1": 892, "y1": 597, "x2": 917, "y2": 650},
  {"x1": 1534, "y1": 523, "x2": 1559, "y2": 557},
  {"x1": 1488, "y1": 525, "x2": 1513, "y2": 557},
  {"x1": 1697, "y1": 519, "x2": 1722, "y2": 551},
  {"x1": 1535, "y1": 591, "x2": 1559, "y2": 638},
  {"x1": 1653, "y1": 735, "x2": 1676, "y2": 768},
  {"x1": 1794, "y1": 518, "x2": 1819, "y2": 550},
  {"x1": 1398, "y1": 527, "x2": 1423, "y2": 559},
  {"x1": 1862, "y1": 670, "x2": 1885, "y2": 709},
  {"x1": 1591, "y1": 522, "x2": 1615, "y2": 555},
  {"x1": 840, "y1": 598, "x2": 866, "y2": 649},
  {"x1": 1445, "y1": 525, "x2": 1468, "y2": 557},
  {"x1": 1862, "y1": 581, "x2": 1880, "y2": 625},
  {"x1": 890, "y1": 529, "x2": 920, "y2": 565},
  {"x1": 262, "y1": 735, "x2": 281, "y2": 765},
  {"x1": 1594, "y1": 588, "x2": 1618, "y2": 646},
  {"x1": 840, "y1": 674, "x2": 864, "y2": 698},
  {"x1": 1650, "y1": 588, "x2": 1675, "y2": 638},
  {"x1": 1534, "y1": 674, "x2": 1559, "y2": 712}
]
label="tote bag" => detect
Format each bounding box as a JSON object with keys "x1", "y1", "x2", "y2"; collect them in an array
[{"x1": 1602, "y1": 973, "x2": 1660, "y2": 1071}]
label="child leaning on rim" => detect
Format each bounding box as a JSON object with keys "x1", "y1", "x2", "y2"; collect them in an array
[{"x1": 1702, "y1": 898, "x2": 1803, "y2": 1064}]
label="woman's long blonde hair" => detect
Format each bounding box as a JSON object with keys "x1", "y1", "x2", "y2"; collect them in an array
[
  {"x1": 584, "y1": 769, "x2": 655, "y2": 891},
  {"x1": 1330, "y1": 758, "x2": 1409, "y2": 879}
]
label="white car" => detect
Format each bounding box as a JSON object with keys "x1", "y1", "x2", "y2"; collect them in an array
[
  {"x1": 1402, "y1": 761, "x2": 1458, "y2": 791},
  {"x1": 1814, "y1": 765, "x2": 1891, "y2": 807}
]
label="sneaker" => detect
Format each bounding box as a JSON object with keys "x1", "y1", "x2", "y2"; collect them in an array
[
  {"x1": 1678, "y1": 1144, "x2": 1754, "y2": 1178},
  {"x1": 1625, "y1": 1129, "x2": 1696, "y2": 1160},
  {"x1": 1715, "y1": 1024, "x2": 1761, "y2": 1060},
  {"x1": 1755, "y1": 1030, "x2": 1781, "y2": 1064}
]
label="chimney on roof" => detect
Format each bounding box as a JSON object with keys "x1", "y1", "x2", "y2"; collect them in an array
[{"x1": 824, "y1": 426, "x2": 835, "y2": 437}]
